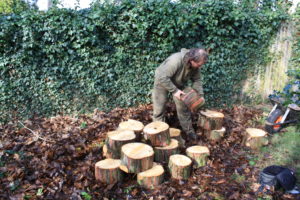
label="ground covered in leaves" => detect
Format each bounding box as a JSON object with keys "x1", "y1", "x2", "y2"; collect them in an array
[{"x1": 0, "y1": 105, "x2": 298, "y2": 200}]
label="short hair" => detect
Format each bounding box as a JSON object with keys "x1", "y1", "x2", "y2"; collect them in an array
[{"x1": 184, "y1": 48, "x2": 208, "y2": 64}]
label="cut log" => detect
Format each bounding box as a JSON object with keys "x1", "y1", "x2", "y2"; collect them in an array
[
  {"x1": 95, "y1": 159, "x2": 123, "y2": 184},
  {"x1": 118, "y1": 119, "x2": 144, "y2": 141},
  {"x1": 154, "y1": 139, "x2": 179, "y2": 163},
  {"x1": 169, "y1": 128, "x2": 185, "y2": 147},
  {"x1": 143, "y1": 121, "x2": 170, "y2": 147},
  {"x1": 243, "y1": 128, "x2": 269, "y2": 150},
  {"x1": 105, "y1": 130, "x2": 136, "y2": 158},
  {"x1": 120, "y1": 142, "x2": 154, "y2": 173},
  {"x1": 204, "y1": 127, "x2": 226, "y2": 142},
  {"x1": 186, "y1": 146, "x2": 210, "y2": 168},
  {"x1": 137, "y1": 162, "x2": 164, "y2": 189},
  {"x1": 198, "y1": 110, "x2": 224, "y2": 130},
  {"x1": 168, "y1": 154, "x2": 192, "y2": 180}
]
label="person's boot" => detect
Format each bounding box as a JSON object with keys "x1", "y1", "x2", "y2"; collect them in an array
[{"x1": 187, "y1": 132, "x2": 198, "y2": 141}]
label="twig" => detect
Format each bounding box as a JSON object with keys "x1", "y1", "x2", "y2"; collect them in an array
[{"x1": 18, "y1": 121, "x2": 51, "y2": 142}]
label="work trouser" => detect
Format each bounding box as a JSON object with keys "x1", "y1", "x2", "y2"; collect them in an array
[{"x1": 152, "y1": 84, "x2": 195, "y2": 134}]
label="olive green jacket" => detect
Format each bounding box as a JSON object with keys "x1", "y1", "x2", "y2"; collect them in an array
[{"x1": 154, "y1": 48, "x2": 204, "y2": 95}]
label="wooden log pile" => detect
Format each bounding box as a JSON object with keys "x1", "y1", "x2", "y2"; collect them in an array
[{"x1": 95, "y1": 119, "x2": 210, "y2": 187}]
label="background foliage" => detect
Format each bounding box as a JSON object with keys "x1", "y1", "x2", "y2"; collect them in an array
[
  {"x1": 0, "y1": 0, "x2": 31, "y2": 14},
  {"x1": 0, "y1": 0, "x2": 289, "y2": 123}
]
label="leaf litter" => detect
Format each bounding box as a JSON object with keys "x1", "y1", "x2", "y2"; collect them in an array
[{"x1": 0, "y1": 104, "x2": 298, "y2": 200}]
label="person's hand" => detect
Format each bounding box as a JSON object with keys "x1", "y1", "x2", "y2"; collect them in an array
[{"x1": 173, "y1": 90, "x2": 185, "y2": 100}]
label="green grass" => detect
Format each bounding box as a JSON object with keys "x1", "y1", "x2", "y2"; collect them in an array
[{"x1": 258, "y1": 127, "x2": 300, "y2": 177}]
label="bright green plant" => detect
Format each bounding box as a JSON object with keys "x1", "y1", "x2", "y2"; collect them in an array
[{"x1": 0, "y1": 0, "x2": 289, "y2": 123}]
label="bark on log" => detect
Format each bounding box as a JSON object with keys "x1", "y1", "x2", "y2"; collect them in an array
[
  {"x1": 120, "y1": 142, "x2": 154, "y2": 173},
  {"x1": 204, "y1": 127, "x2": 226, "y2": 142},
  {"x1": 169, "y1": 128, "x2": 185, "y2": 147},
  {"x1": 95, "y1": 159, "x2": 123, "y2": 184},
  {"x1": 118, "y1": 119, "x2": 144, "y2": 141},
  {"x1": 186, "y1": 145, "x2": 210, "y2": 168},
  {"x1": 137, "y1": 162, "x2": 164, "y2": 189},
  {"x1": 143, "y1": 121, "x2": 170, "y2": 147},
  {"x1": 168, "y1": 154, "x2": 192, "y2": 180},
  {"x1": 243, "y1": 128, "x2": 269, "y2": 150},
  {"x1": 198, "y1": 110, "x2": 224, "y2": 130},
  {"x1": 154, "y1": 139, "x2": 179, "y2": 163},
  {"x1": 105, "y1": 130, "x2": 136, "y2": 158}
]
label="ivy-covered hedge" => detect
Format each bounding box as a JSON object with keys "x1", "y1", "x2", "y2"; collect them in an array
[{"x1": 0, "y1": 0, "x2": 288, "y2": 123}]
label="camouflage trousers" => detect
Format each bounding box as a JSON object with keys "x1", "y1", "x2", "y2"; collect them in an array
[{"x1": 152, "y1": 84, "x2": 195, "y2": 134}]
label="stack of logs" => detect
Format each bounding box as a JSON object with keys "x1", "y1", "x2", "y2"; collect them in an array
[
  {"x1": 95, "y1": 110, "x2": 269, "y2": 188},
  {"x1": 95, "y1": 119, "x2": 210, "y2": 189}
]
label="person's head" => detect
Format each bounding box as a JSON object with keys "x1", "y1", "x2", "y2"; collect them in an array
[{"x1": 184, "y1": 48, "x2": 208, "y2": 68}]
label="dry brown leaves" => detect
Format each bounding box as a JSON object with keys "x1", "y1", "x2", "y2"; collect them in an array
[{"x1": 0, "y1": 105, "x2": 297, "y2": 200}]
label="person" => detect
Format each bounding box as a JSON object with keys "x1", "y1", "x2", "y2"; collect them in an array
[{"x1": 152, "y1": 48, "x2": 208, "y2": 140}]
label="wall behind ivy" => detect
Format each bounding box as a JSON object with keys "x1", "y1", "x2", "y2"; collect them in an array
[{"x1": 0, "y1": 0, "x2": 288, "y2": 123}]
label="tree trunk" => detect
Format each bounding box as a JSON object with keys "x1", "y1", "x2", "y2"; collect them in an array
[
  {"x1": 168, "y1": 154, "x2": 192, "y2": 180},
  {"x1": 154, "y1": 139, "x2": 179, "y2": 164},
  {"x1": 204, "y1": 127, "x2": 226, "y2": 142},
  {"x1": 120, "y1": 142, "x2": 154, "y2": 173},
  {"x1": 143, "y1": 121, "x2": 170, "y2": 147},
  {"x1": 186, "y1": 145, "x2": 210, "y2": 168},
  {"x1": 137, "y1": 163, "x2": 164, "y2": 189},
  {"x1": 243, "y1": 128, "x2": 269, "y2": 150},
  {"x1": 105, "y1": 130, "x2": 136, "y2": 158},
  {"x1": 95, "y1": 159, "x2": 123, "y2": 184},
  {"x1": 198, "y1": 110, "x2": 224, "y2": 130},
  {"x1": 118, "y1": 119, "x2": 144, "y2": 141}
]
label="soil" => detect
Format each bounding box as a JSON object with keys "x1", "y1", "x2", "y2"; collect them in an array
[{"x1": 0, "y1": 104, "x2": 298, "y2": 200}]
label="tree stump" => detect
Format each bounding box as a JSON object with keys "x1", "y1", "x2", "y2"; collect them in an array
[
  {"x1": 137, "y1": 163, "x2": 164, "y2": 189},
  {"x1": 118, "y1": 119, "x2": 144, "y2": 141},
  {"x1": 120, "y1": 142, "x2": 154, "y2": 173},
  {"x1": 143, "y1": 121, "x2": 170, "y2": 147},
  {"x1": 243, "y1": 128, "x2": 269, "y2": 150},
  {"x1": 168, "y1": 154, "x2": 192, "y2": 180},
  {"x1": 154, "y1": 139, "x2": 179, "y2": 163},
  {"x1": 105, "y1": 130, "x2": 136, "y2": 158},
  {"x1": 169, "y1": 128, "x2": 185, "y2": 147},
  {"x1": 186, "y1": 145, "x2": 210, "y2": 168},
  {"x1": 198, "y1": 110, "x2": 224, "y2": 130},
  {"x1": 204, "y1": 127, "x2": 226, "y2": 142},
  {"x1": 95, "y1": 159, "x2": 123, "y2": 184}
]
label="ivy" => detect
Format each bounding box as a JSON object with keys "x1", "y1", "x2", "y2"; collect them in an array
[{"x1": 0, "y1": 0, "x2": 289, "y2": 123}]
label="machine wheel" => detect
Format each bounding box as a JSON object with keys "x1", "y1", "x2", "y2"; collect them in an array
[{"x1": 265, "y1": 109, "x2": 284, "y2": 134}]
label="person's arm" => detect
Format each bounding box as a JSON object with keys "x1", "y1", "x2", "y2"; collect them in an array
[
  {"x1": 191, "y1": 69, "x2": 204, "y2": 96},
  {"x1": 156, "y1": 57, "x2": 180, "y2": 93}
]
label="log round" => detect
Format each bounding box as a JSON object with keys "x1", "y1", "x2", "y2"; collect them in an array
[
  {"x1": 198, "y1": 110, "x2": 224, "y2": 130},
  {"x1": 186, "y1": 145, "x2": 210, "y2": 168},
  {"x1": 204, "y1": 127, "x2": 226, "y2": 142},
  {"x1": 143, "y1": 121, "x2": 170, "y2": 147},
  {"x1": 243, "y1": 128, "x2": 269, "y2": 150},
  {"x1": 154, "y1": 139, "x2": 179, "y2": 163},
  {"x1": 105, "y1": 130, "x2": 136, "y2": 158},
  {"x1": 168, "y1": 154, "x2": 192, "y2": 180},
  {"x1": 120, "y1": 142, "x2": 154, "y2": 173},
  {"x1": 95, "y1": 159, "x2": 123, "y2": 184},
  {"x1": 137, "y1": 163, "x2": 164, "y2": 189},
  {"x1": 169, "y1": 128, "x2": 185, "y2": 147},
  {"x1": 118, "y1": 119, "x2": 144, "y2": 140}
]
